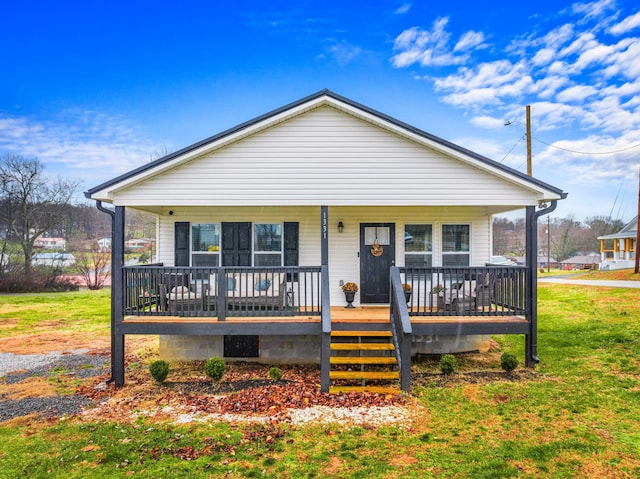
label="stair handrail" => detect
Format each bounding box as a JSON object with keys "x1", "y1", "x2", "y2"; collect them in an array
[{"x1": 390, "y1": 266, "x2": 412, "y2": 392}]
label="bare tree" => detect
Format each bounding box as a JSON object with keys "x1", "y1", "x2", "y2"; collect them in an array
[
  {"x1": 0, "y1": 154, "x2": 79, "y2": 278},
  {"x1": 550, "y1": 216, "x2": 581, "y2": 262},
  {"x1": 582, "y1": 216, "x2": 625, "y2": 253},
  {"x1": 74, "y1": 242, "x2": 110, "y2": 290}
]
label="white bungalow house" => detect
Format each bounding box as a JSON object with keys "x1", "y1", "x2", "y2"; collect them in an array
[
  {"x1": 33, "y1": 236, "x2": 67, "y2": 250},
  {"x1": 86, "y1": 90, "x2": 566, "y2": 392},
  {"x1": 598, "y1": 216, "x2": 637, "y2": 270}
]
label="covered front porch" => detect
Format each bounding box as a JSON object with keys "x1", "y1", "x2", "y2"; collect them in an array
[{"x1": 114, "y1": 262, "x2": 532, "y2": 392}]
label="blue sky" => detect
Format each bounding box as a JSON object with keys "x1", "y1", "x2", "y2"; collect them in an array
[{"x1": 1, "y1": 0, "x2": 639, "y2": 222}]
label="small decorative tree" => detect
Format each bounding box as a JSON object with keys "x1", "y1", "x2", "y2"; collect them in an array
[
  {"x1": 149, "y1": 360, "x2": 170, "y2": 384},
  {"x1": 268, "y1": 367, "x2": 283, "y2": 382},
  {"x1": 205, "y1": 357, "x2": 226, "y2": 382},
  {"x1": 500, "y1": 352, "x2": 519, "y2": 373},
  {"x1": 440, "y1": 354, "x2": 457, "y2": 375}
]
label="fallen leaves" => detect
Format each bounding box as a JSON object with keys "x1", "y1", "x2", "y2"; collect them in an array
[{"x1": 75, "y1": 361, "x2": 407, "y2": 425}]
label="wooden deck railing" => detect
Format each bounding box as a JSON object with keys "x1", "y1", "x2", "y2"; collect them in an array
[
  {"x1": 390, "y1": 267, "x2": 412, "y2": 392},
  {"x1": 399, "y1": 266, "x2": 528, "y2": 316},
  {"x1": 123, "y1": 265, "x2": 323, "y2": 319}
]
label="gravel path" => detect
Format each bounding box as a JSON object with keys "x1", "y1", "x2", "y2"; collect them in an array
[{"x1": 0, "y1": 351, "x2": 109, "y2": 422}]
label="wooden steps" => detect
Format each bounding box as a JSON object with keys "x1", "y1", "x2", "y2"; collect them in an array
[
  {"x1": 330, "y1": 342, "x2": 395, "y2": 351},
  {"x1": 328, "y1": 327, "x2": 401, "y2": 395},
  {"x1": 331, "y1": 330, "x2": 392, "y2": 337},
  {"x1": 329, "y1": 385, "x2": 401, "y2": 394},
  {"x1": 330, "y1": 356, "x2": 397, "y2": 365},
  {"x1": 329, "y1": 371, "x2": 400, "y2": 380}
]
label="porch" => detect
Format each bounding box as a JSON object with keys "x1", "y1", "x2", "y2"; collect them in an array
[{"x1": 115, "y1": 264, "x2": 531, "y2": 392}]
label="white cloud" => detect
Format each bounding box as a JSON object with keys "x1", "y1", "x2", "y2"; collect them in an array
[
  {"x1": 0, "y1": 111, "x2": 159, "y2": 192},
  {"x1": 570, "y1": 0, "x2": 617, "y2": 22},
  {"x1": 534, "y1": 75, "x2": 571, "y2": 99},
  {"x1": 394, "y1": 3, "x2": 411, "y2": 15},
  {"x1": 532, "y1": 48, "x2": 556, "y2": 66},
  {"x1": 454, "y1": 31, "x2": 487, "y2": 52},
  {"x1": 326, "y1": 41, "x2": 362, "y2": 66},
  {"x1": 391, "y1": 18, "x2": 483, "y2": 67},
  {"x1": 602, "y1": 38, "x2": 640, "y2": 79},
  {"x1": 556, "y1": 84, "x2": 599, "y2": 102},
  {"x1": 390, "y1": 3, "x2": 640, "y2": 216},
  {"x1": 608, "y1": 11, "x2": 640, "y2": 35},
  {"x1": 470, "y1": 115, "x2": 508, "y2": 129}
]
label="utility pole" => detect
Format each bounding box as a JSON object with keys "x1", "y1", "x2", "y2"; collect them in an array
[
  {"x1": 526, "y1": 105, "x2": 532, "y2": 176},
  {"x1": 635, "y1": 167, "x2": 639, "y2": 274},
  {"x1": 547, "y1": 216, "x2": 551, "y2": 273}
]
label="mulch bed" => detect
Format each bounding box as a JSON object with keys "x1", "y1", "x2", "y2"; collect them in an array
[{"x1": 1, "y1": 352, "x2": 541, "y2": 423}]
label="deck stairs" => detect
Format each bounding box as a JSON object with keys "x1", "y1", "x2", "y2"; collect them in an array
[{"x1": 328, "y1": 322, "x2": 401, "y2": 394}]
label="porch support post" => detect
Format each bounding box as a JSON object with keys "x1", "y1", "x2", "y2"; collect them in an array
[
  {"x1": 321, "y1": 206, "x2": 329, "y2": 267},
  {"x1": 320, "y1": 206, "x2": 331, "y2": 392},
  {"x1": 525, "y1": 201, "x2": 558, "y2": 367},
  {"x1": 525, "y1": 206, "x2": 538, "y2": 367},
  {"x1": 112, "y1": 206, "x2": 126, "y2": 386}
]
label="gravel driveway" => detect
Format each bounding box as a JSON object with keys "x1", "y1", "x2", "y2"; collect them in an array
[{"x1": 0, "y1": 351, "x2": 109, "y2": 422}]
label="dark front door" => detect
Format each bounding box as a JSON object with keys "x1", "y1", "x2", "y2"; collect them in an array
[{"x1": 359, "y1": 223, "x2": 395, "y2": 303}]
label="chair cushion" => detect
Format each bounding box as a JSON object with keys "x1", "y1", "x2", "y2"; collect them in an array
[{"x1": 255, "y1": 278, "x2": 271, "y2": 291}]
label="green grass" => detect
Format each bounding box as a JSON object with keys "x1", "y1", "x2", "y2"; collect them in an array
[
  {"x1": 1, "y1": 285, "x2": 639, "y2": 478},
  {"x1": 0, "y1": 289, "x2": 110, "y2": 337}
]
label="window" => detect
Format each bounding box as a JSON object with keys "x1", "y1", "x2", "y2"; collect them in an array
[
  {"x1": 442, "y1": 224, "x2": 470, "y2": 267},
  {"x1": 404, "y1": 224, "x2": 432, "y2": 267},
  {"x1": 253, "y1": 224, "x2": 282, "y2": 266},
  {"x1": 191, "y1": 224, "x2": 220, "y2": 267}
]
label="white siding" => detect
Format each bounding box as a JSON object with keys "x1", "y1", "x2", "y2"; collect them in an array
[
  {"x1": 157, "y1": 205, "x2": 491, "y2": 306},
  {"x1": 112, "y1": 107, "x2": 542, "y2": 207}
]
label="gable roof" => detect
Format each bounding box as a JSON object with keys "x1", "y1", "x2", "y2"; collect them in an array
[
  {"x1": 598, "y1": 216, "x2": 638, "y2": 240},
  {"x1": 86, "y1": 89, "x2": 566, "y2": 204}
]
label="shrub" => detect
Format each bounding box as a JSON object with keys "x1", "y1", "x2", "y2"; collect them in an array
[
  {"x1": 268, "y1": 367, "x2": 282, "y2": 382},
  {"x1": 149, "y1": 359, "x2": 170, "y2": 384},
  {"x1": 205, "y1": 357, "x2": 226, "y2": 382},
  {"x1": 500, "y1": 352, "x2": 519, "y2": 372},
  {"x1": 440, "y1": 354, "x2": 457, "y2": 375}
]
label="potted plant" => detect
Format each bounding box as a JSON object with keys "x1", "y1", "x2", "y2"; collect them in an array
[
  {"x1": 402, "y1": 283, "x2": 412, "y2": 303},
  {"x1": 341, "y1": 282, "x2": 358, "y2": 308},
  {"x1": 431, "y1": 284, "x2": 445, "y2": 310}
]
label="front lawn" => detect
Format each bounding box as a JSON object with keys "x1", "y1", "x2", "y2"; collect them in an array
[{"x1": 0, "y1": 284, "x2": 639, "y2": 478}]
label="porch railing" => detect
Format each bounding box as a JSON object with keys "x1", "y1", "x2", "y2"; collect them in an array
[
  {"x1": 123, "y1": 265, "x2": 323, "y2": 319},
  {"x1": 399, "y1": 266, "x2": 528, "y2": 316},
  {"x1": 389, "y1": 267, "x2": 412, "y2": 392}
]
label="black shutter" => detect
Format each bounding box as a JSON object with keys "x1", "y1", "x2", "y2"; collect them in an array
[
  {"x1": 221, "y1": 222, "x2": 252, "y2": 266},
  {"x1": 174, "y1": 222, "x2": 190, "y2": 266},
  {"x1": 284, "y1": 222, "x2": 299, "y2": 266}
]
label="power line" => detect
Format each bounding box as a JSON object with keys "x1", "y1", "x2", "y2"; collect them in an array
[
  {"x1": 532, "y1": 136, "x2": 640, "y2": 155},
  {"x1": 501, "y1": 134, "x2": 526, "y2": 163}
]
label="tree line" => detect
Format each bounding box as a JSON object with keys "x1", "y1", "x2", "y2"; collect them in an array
[
  {"x1": 492, "y1": 215, "x2": 626, "y2": 263},
  {"x1": 0, "y1": 154, "x2": 152, "y2": 291},
  {"x1": 1, "y1": 153, "x2": 629, "y2": 291}
]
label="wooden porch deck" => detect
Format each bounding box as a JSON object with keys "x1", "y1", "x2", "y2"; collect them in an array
[{"x1": 122, "y1": 306, "x2": 527, "y2": 335}]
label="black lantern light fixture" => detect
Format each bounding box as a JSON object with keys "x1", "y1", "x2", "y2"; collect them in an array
[{"x1": 337, "y1": 221, "x2": 344, "y2": 233}]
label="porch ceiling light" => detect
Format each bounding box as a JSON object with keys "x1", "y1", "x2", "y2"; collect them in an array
[{"x1": 338, "y1": 221, "x2": 344, "y2": 233}]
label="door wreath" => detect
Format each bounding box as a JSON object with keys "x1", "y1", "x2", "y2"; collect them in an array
[{"x1": 370, "y1": 239, "x2": 384, "y2": 257}]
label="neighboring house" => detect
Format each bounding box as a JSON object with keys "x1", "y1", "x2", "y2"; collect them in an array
[
  {"x1": 32, "y1": 252, "x2": 76, "y2": 268},
  {"x1": 561, "y1": 254, "x2": 601, "y2": 270},
  {"x1": 598, "y1": 216, "x2": 637, "y2": 270},
  {"x1": 125, "y1": 238, "x2": 151, "y2": 250},
  {"x1": 86, "y1": 90, "x2": 566, "y2": 391},
  {"x1": 33, "y1": 237, "x2": 67, "y2": 250},
  {"x1": 97, "y1": 237, "x2": 112, "y2": 251}
]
